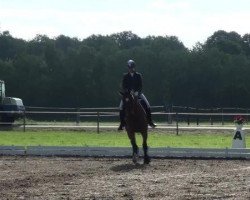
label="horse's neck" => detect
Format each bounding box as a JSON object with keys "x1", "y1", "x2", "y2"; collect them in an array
[
  {"x1": 125, "y1": 100, "x2": 144, "y2": 116},
  {"x1": 136, "y1": 101, "x2": 146, "y2": 115}
]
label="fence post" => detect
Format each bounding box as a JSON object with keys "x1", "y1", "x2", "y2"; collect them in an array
[
  {"x1": 168, "y1": 104, "x2": 173, "y2": 124},
  {"x1": 97, "y1": 111, "x2": 100, "y2": 133},
  {"x1": 164, "y1": 104, "x2": 168, "y2": 124},
  {"x1": 210, "y1": 108, "x2": 213, "y2": 125},
  {"x1": 196, "y1": 108, "x2": 199, "y2": 126},
  {"x1": 23, "y1": 110, "x2": 26, "y2": 132},
  {"x1": 76, "y1": 107, "x2": 80, "y2": 125},
  {"x1": 186, "y1": 106, "x2": 190, "y2": 126},
  {"x1": 247, "y1": 108, "x2": 249, "y2": 124},
  {"x1": 221, "y1": 108, "x2": 224, "y2": 125},
  {"x1": 176, "y1": 112, "x2": 179, "y2": 135}
]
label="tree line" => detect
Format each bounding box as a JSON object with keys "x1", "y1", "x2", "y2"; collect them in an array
[{"x1": 0, "y1": 30, "x2": 250, "y2": 108}]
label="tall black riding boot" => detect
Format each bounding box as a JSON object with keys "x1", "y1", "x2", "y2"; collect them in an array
[
  {"x1": 145, "y1": 107, "x2": 156, "y2": 128},
  {"x1": 118, "y1": 110, "x2": 125, "y2": 131}
]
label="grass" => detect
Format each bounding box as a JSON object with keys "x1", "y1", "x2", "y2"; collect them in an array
[{"x1": 0, "y1": 131, "x2": 249, "y2": 148}]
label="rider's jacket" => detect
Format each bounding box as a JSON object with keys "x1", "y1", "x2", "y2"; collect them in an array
[{"x1": 122, "y1": 72, "x2": 142, "y2": 94}]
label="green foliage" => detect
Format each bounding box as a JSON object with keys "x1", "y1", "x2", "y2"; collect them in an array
[{"x1": 0, "y1": 30, "x2": 250, "y2": 108}]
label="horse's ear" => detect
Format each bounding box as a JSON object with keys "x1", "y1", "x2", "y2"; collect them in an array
[{"x1": 119, "y1": 91, "x2": 124, "y2": 96}]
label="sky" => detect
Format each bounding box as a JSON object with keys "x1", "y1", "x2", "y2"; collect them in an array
[{"x1": 0, "y1": 0, "x2": 249, "y2": 49}]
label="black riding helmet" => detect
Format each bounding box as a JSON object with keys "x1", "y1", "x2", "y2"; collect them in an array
[{"x1": 127, "y1": 60, "x2": 136, "y2": 69}]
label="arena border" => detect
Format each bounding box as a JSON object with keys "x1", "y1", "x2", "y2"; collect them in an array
[{"x1": 0, "y1": 146, "x2": 249, "y2": 159}]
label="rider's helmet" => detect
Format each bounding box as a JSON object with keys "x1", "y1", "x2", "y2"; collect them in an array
[{"x1": 127, "y1": 60, "x2": 136, "y2": 69}]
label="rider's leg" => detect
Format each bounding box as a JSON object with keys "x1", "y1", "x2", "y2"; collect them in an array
[
  {"x1": 140, "y1": 94, "x2": 156, "y2": 128},
  {"x1": 118, "y1": 100, "x2": 126, "y2": 131}
]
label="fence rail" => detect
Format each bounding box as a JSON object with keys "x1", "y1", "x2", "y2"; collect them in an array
[{"x1": 1, "y1": 105, "x2": 250, "y2": 134}]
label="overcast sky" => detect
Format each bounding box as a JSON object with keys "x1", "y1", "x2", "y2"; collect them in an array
[{"x1": 0, "y1": 0, "x2": 249, "y2": 49}]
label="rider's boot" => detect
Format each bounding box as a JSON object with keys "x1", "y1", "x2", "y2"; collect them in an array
[
  {"x1": 145, "y1": 107, "x2": 157, "y2": 128},
  {"x1": 118, "y1": 110, "x2": 125, "y2": 131}
]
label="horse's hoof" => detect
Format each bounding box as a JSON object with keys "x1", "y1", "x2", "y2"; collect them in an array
[
  {"x1": 144, "y1": 157, "x2": 151, "y2": 164},
  {"x1": 132, "y1": 157, "x2": 138, "y2": 164},
  {"x1": 132, "y1": 154, "x2": 139, "y2": 164}
]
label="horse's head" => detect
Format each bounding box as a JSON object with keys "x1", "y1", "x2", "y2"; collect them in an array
[{"x1": 119, "y1": 91, "x2": 137, "y2": 115}]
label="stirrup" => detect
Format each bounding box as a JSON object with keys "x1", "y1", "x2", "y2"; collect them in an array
[
  {"x1": 118, "y1": 124, "x2": 124, "y2": 131},
  {"x1": 149, "y1": 122, "x2": 157, "y2": 128}
]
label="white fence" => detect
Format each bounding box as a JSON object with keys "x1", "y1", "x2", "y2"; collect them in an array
[
  {"x1": 1, "y1": 106, "x2": 250, "y2": 159},
  {"x1": 1, "y1": 105, "x2": 250, "y2": 134}
]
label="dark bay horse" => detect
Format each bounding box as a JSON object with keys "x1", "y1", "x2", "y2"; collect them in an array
[{"x1": 120, "y1": 91, "x2": 150, "y2": 164}]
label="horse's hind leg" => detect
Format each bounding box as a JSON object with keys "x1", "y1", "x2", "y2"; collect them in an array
[
  {"x1": 129, "y1": 132, "x2": 139, "y2": 164},
  {"x1": 142, "y1": 132, "x2": 150, "y2": 164}
]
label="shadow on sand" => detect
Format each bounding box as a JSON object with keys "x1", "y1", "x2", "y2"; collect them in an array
[{"x1": 110, "y1": 163, "x2": 149, "y2": 172}]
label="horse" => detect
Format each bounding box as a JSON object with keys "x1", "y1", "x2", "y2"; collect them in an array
[{"x1": 119, "y1": 91, "x2": 150, "y2": 164}]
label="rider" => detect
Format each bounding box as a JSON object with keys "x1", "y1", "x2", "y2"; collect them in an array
[{"x1": 118, "y1": 59, "x2": 156, "y2": 130}]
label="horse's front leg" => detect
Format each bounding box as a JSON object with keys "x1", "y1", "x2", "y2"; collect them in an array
[
  {"x1": 142, "y1": 131, "x2": 150, "y2": 164},
  {"x1": 129, "y1": 132, "x2": 139, "y2": 164}
]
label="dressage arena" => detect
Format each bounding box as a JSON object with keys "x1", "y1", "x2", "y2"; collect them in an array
[
  {"x1": 0, "y1": 108, "x2": 250, "y2": 199},
  {"x1": 0, "y1": 156, "x2": 249, "y2": 199}
]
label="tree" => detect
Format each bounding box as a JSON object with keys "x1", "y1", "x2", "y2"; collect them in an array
[
  {"x1": 55, "y1": 35, "x2": 80, "y2": 54},
  {"x1": 111, "y1": 31, "x2": 141, "y2": 49},
  {"x1": 242, "y1": 34, "x2": 250, "y2": 56},
  {"x1": 1, "y1": 29, "x2": 250, "y2": 108},
  {"x1": 0, "y1": 31, "x2": 26, "y2": 60},
  {"x1": 204, "y1": 30, "x2": 243, "y2": 55}
]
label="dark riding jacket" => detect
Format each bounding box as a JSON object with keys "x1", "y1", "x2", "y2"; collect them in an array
[{"x1": 122, "y1": 72, "x2": 142, "y2": 94}]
